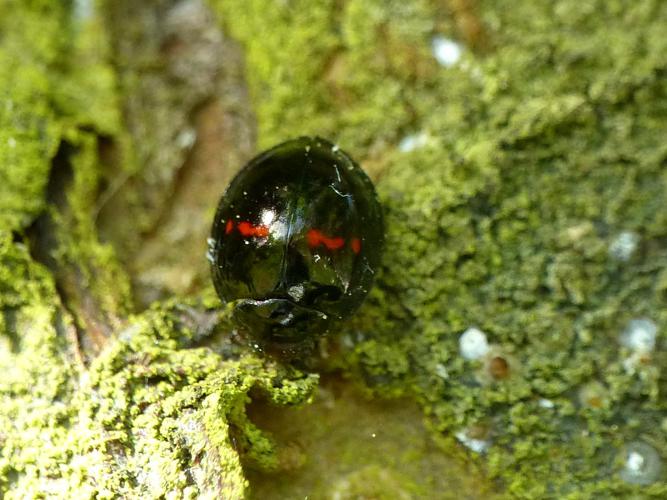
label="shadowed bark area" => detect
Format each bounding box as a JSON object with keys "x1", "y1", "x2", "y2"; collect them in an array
[
  {"x1": 1, "y1": 0, "x2": 667, "y2": 498},
  {"x1": 98, "y1": 0, "x2": 256, "y2": 308}
]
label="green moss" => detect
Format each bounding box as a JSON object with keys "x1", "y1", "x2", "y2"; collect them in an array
[
  {"x1": 0, "y1": 2, "x2": 317, "y2": 497},
  {"x1": 70, "y1": 302, "x2": 318, "y2": 498},
  {"x1": 0, "y1": 3, "x2": 63, "y2": 231},
  {"x1": 211, "y1": 0, "x2": 439, "y2": 152},
  {"x1": 0, "y1": 1, "x2": 121, "y2": 232},
  {"x1": 0, "y1": 0, "x2": 129, "y2": 330},
  {"x1": 0, "y1": 232, "x2": 78, "y2": 495},
  {"x1": 212, "y1": 0, "x2": 667, "y2": 496},
  {"x1": 0, "y1": 249, "x2": 318, "y2": 497}
]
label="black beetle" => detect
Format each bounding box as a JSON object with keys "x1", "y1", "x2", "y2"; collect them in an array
[{"x1": 209, "y1": 137, "x2": 383, "y2": 356}]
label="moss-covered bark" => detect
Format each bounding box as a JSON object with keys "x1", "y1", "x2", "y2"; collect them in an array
[{"x1": 1, "y1": 0, "x2": 666, "y2": 498}]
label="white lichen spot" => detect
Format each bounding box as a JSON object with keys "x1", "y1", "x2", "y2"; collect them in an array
[
  {"x1": 175, "y1": 127, "x2": 197, "y2": 150},
  {"x1": 609, "y1": 231, "x2": 639, "y2": 261},
  {"x1": 455, "y1": 429, "x2": 490, "y2": 454},
  {"x1": 431, "y1": 36, "x2": 463, "y2": 67},
  {"x1": 398, "y1": 132, "x2": 429, "y2": 152},
  {"x1": 73, "y1": 0, "x2": 94, "y2": 21},
  {"x1": 619, "y1": 441, "x2": 662, "y2": 485},
  {"x1": 538, "y1": 398, "x2": 555, "y2": 409},
  {"x1": 7, "y1": 137, "x2": 16, "y2": 148},
  {"x1": 620, "y1": 318, "x2": 658, "y2": 352},
  {"x1": 435, "y1": 363, "x2": 449, "y2": 379},
  {"x1": 459, "y1": 327, "x2": 490, "y2": 360}
]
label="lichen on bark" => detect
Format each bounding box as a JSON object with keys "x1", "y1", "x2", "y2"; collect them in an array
[
  {"x1": 213, "y1": 0, "x2": 666, "y2": 497},
  {"x1": 0, "y1": 1, "x2": 313, "y2": 498}
]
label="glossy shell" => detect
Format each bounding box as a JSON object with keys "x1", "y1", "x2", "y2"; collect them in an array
[{"x1": 209, "y1": 137, "x2": 383, "y2": 353}]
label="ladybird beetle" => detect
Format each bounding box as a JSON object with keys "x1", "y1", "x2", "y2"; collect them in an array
[{"x1": 209, "y1": 137, "x2": 384, "y2": 356}]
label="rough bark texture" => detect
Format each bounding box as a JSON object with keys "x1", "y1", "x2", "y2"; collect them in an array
[{"x1": 0, "y1": 0, "x2": 666, "y2": 498}]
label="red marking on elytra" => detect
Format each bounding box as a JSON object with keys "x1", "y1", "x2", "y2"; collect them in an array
[
  {"x1": 326, "y1": 237, "x2": 345, "y2": 250},
  {"x1": 307, "y1": 229, "x2": 345, "y2": 251},
  {"x1": 351, "y1": 238, "x2": 361, "y2": 254},
  {"x1": 225, "y1": 220, "x2": 234, "y2": 234},
  {"x1": 306, "y1": 229, "x2": 322, "y2": 248},
  {"x1": 237, "y1": 222, "x2": 254, "y2": 236},
  {"x1": 238, "y1": 221, "x2": 269, "y2": 238}
]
